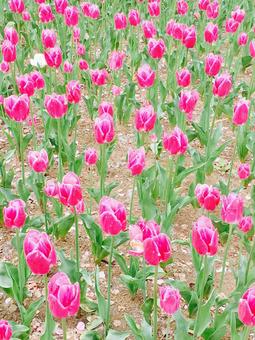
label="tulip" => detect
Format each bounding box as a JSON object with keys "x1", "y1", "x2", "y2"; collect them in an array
[
  {"x1": 205, "y1": 53, "x2": 223, "y2": 77},
  {"x1": 84, "y1": 147, "x2": 98, "y2": 166},
  {"x1": 176, "y1": 68, "x2": 191, "y2": 87},
  {"x1": 221, "y1": 193, "x2": 243, "y2": 224},
  {"x1": 114, "y1": 13, "x2": 127, "y2": 30},
  {"x1": 44, "y1": 94, "x2": 68, "y2": 119},
  {"x1": 70, "y1": 199, "x2": 85, "y2": 215},
  {"x1": 1, "y1": 40, "x2": 16, "y2": 63},
  {"x1": 128, "y1": 9, "x2": 140, "y2": 26},
  {"x1": 0, "y1": 320, "x2": 12, "y2": 340},
  {"x1": 159, "y1": 286, "x2": 181, "y2": 315},
  {"x1": 163, "y1": 127, "x2": 188, "y2": 155},
  {"x1": 135, "y1": 105, "x2": 156, "y2": 132},
  {"x1": 81, "y1": 2, "x2": 100, "y2": 19},
  {"x1": 73, "y1": 27, "x2": 80, "y2": 42},
  {"x1": 4, "y1": 94, "x2": 30, "y2": 121},
  {"x1": 108, "y1": 51, "x2": 125, "y2": 71},
  {"x1": 179, "y1": 89, "x2": 199, "y2": 120},
  {"x1": 30, "y1": 53, "x2": 47, "y2": 68},
  {"x1": 0, "y1": 61, "x2": 9, "y2": 73},
  {"x1": 148, "y1": 1, "x2": 160, "y2": 17},
  {"x1": 64, "y1": 6, "x2": 79, "y2": 26},
  {"x1": 22, "y1": 10, "x2": 31, "y2": 21},
  {"x1": 3, "y1": 199, "x2": 26, "y2": 229},
  {"x1": 213, "y1": 73, "x2": 232, "y2": 97},
  {"x1": 24, "y1": 230, "x2": 56, "y2": 275},
  {"x1": 238, "y1": 216, "x2": 253, "y2": 233},
  {"x1": 136, "y1": 64, "x2": 155, "y2": 88},
  {"x1": 54, "y1": 0, "x2": 68, "y2": 14},
  {"x1": 238, "y1": 287, "x2": 255, "y2": 326},
  {"x1": 91, "y1": 69, "x2": 108, "y2": 86},
  {"x1": 66, "y1": 80, "x2": 81, "y2": 104},
  {"x1": 30, "y1": 71, "x2": 45, "y2": 90},
  {"x1": 166, "y1": 19, "x2": 175, "y2": 36},
  {"x1": 98, "y1": 101, "x2": 114, "y2": 116},
  {"x1": 238, "y1": 32, "x2": 248, "y2": 46},
  {"x1": 9, "y1": 0, "x2": 25, "y2": 13},
  {"x1": 144, "y1": 233, "x2": 171, "y2": 266},
  {"x1": 28, "y1": 149, "x2": 49, "y2": 173},
  {"x1": 63, "y1": 60, "x2": 73, "y2": 73},
  {"x1": 4, "y1": 27, "x2": 19, "y2": 45},
  {"x1": 44, "y1": 180, "x2": 59, "y2": 198},
  {"x1": 38, "y1": 4, "x2": 55, "y2": 23},
  {"x1": 206, "y1": 0, "x2": 219, "y2": 19},
  {"x1": 127, "y1": 147, "x2": 146, "y2": 176},
  {"x1": 192, "y1": 216, "x2": 219, "y2": 256},
  {"x1": 177, "y1": 0, "x2": 188, "y2": 16},
  {"x1": 232, "y1": 6, "x2": 245, "y2": 23},
  {"x1": 198, "y1": 0, "x2": 209, "y2": 11},
  {"x1": 16, "y1": 74, "x2": 35, "y2": 97},
  {"x1": 42, "y1": 29, "x2": 57, "y2": 49},
  {"x1": 112, "y1": 85, "x2": 122, "y2": 96},
  {"x1": 44, "y1": 47, "x2": 62, "y2": 68},
  {"x1": 250, "y1": 40, "x2": 255, "y2": 58},
  {"x1": 238, "y1": 163, "x2": 251, "y2": 180},
  {"x1": 48, "y1": 272, "x2": 80, "y2": 319},
  {"x1": 58, "y1": 172, "x2": 83, "y2": 207},
  {"x1": 204, "y1": 23, "x2": 218, "y2": 44},
  {"x1": 182, "y1": 25, "x2": 196, "y2": 48},
  {"x1": 142, "y1": 20, "x2": 157, "y2": 39},
  {"x1": 172, "y1": 22, "x2": 186, "y2": 40},
  {"x1": 225, "y1": 18, "x2": 239, "y2": 33},
  {"x1": 195, "y1": 184, "x2": 220, "y2": 211},
  {"x1": 94, "y1": 113, "x2": 114, "y2": 144},
  {"x1": 76, "y1": 43, "x2": 85, "y2": 56},
  {"x1": 148, "y1": 38, "x2": 166, "y2": 59},
  {"x1": 79, "y1": 59, "x2": 89, "y2": 70},
  {"x1": 233, "y1": 99, "x2": 250, "y2": 125}
]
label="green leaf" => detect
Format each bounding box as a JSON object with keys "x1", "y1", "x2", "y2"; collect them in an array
[
  {"x1": 80, "y1": 330, "x2": 101, "y2": 340},
  {"x1": 17, "y1": 179, "x2": 30, "y2": 202},
  {"x1": 23, "y1": 297, "x2": 44, "y2": 327},
  {"x1": 9, "y1": 322, "x2": 29, "y2": 338},
  {"x1": 196, "y1": 290, "x2": 216, "y2": 337},
  {"x1": 141, "y1": 298, "x2": 154, "y2": 325},
  {"x1": 53, "y1": 214, "x2": 74, "y2": 238},
  {"x1": 58, "y1": 250, "x2": 79, "y2": 283},
  {"x1": 106, "y1": 329, "x2": 129, "y2": 340},
  {"x1": 173, "y1": 310, "x2": 192, "y2": 339},
  {"x1": 0, "y1": 262, "x2": 12, "y2": 288},
  {"x1": 95, "y1": 266, "x2": 107, "y2": 321},
  {"x1": 125, "y1": 315, "x2": 143, "y2": 340}
]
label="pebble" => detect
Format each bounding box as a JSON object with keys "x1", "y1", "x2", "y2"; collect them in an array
[
  {"x1": 113, "y1": 320, "x2": 121, "y2": 327},
  {"x1": 77, "y1": 321, "x2": 85, "y2": 332}
]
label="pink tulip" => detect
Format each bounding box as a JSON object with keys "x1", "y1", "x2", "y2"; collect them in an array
[
  {"x1": 94, "y1": 113, "x2": 115, "y2": 144},
  {"x1": 221, "y1": 193, "x2": 244, "y2": 224},
  {"x1": 166, "y1": 19, "x2": 175, "y2": 36},
  {"x1": 159, "y1": 286, "x2": 181, "y2": 315},
  {"x1": 238, "y1": 163, "x2": 251, "y2": 180},
  {"x1": 4, "y1": 27, "x2": 19, "y2": 45},
  {"x1": 42, "y1": 29, "x2": 57, "y2": 49},
  {"x1": 238, "y1": 216, "x2": 253, "y2": 233},
  {"x1": 112, "y1": 85, "x2": 122, "y2": 96},
  {"x1": 148, "y1": 1, "x2": 160, "y2": 17},
  {"x1": 99, "y1": 196, "x2": 127, "y2": 235},
  {"x1": 44, "y1": 47, "x2": 62, "y2": 68},
  {"x1": 204, "y1": 22, "x2": 218, "y2": 44},
  {"x1": 128, "y1": 9, "x2": 140, "y2": 26},
  {"x1": 0, "y1": 61, "x2": 9, "y2": 73},
  {"x1": 73, "y1": 27, "x2": 80, "y2": 42},
  {"x1": 16, "y1": 74, "x2": 35, "y2": 97},
  {"x1": 143, "y1": 233, "x2": 172, "y2": 266},
  {"x1": 22, "y1": 10, "x2": 31, "y2": 21},
  {"x1": 30, "y1": 71, "x2": 45, "y2": 90},
  {"x1": 192, "y1": 216, "x2": 219, "y2": 256},
  {"x1": 0, "y1": 320, "x2": 12, "y2": 340},
  {"x1": 136, "y1": 64, "x2": 155, "y2": 88},
  {"x1": 28, "y1": 149, "x2": 48, "y2": 173},
  {"x1": 63, "y1": 60, "x2": 73, "y2": 73},
  {"x1": 238, "y1": 32, "x2": 248, "y2": 46},
  {"x1": 177, "y1": 0, "x2": 188, "y2": 16},
  {"x1": 48, "y1": 272, "x2": 80, "y2": 319},
  {"x1": 231, "y1": 6, "x2": 245, "y2": 24},
  {"x1": 179, "y1": 89, "x2": 199, "y2": 120},
  {"x1": 206, "y1": 0, "x2": 219, "y2": 19},
  {"x1": 54, "y1": 0, "x2": 68, "y2": 14},
  {"x1": 2, "y1": 40, "x2": 16, "y2": 63},
  {"x1": 135, "y1": 104, "x2": 156, "y2": 132},
  {"x1": 148, "y1": 38, "x2": 166, "y2": 59},
  {"x1": 3, "y1": 199, "x2": 26, "y2": 229},
  {"x1": 238, "y1": 287, "x2": 255, "y2": 326},
  {"x1": 127, "y1": 147, "x2": 146, "y2": 176},
  {"x1": 38, "y1": 4, "x2": 55, "y2": 23},
  {"x1": 64, "y1": 6, "x2": 79, "y2": 26},
  {"x1": 24, "y1": 230, "x2": 57, "y2": 275},
  {"x1": 79, "y1": 59, "x2": 89, "y2": 70},
  {"x1": 98, "y1": 102, "x2": 114, "y2": 116},
  {"x1": 225, "y1": 18, "x2": 239, "y2": 33},
  {"x1": 176, "y1": 68, "x2": 191, "y2": 87},
  {"x1": 58, "y1": 172, "x2": 83, "y2": 207},
  {"x1": 114, "y1": 13, "x2": 127, "y2": 30},
  {"x1": 9, "y1": 0, "x2": 24, "y2": 13},
  {"x1": 108, "y1": 51, "x2": 125, "y2": 71},
  {"x1": 84, "y1": 147, "x2": 98, "y2": 166},
  {"x1": 44, "y1": 94, "x2": 68, "y2": 119},
  {"x1": 66, "y1": 80, "x2": 81, "y2": 104},
  {"x1": 172, "y1": 22, "x2": 187, "y2": 41},
  {"x1": 44, "y1": 180, "x2": 59, "y2": 198},
  {"x1": 213, "y1": 73, "x2": 232, "y2": 97},
  {"x1": 70, "y1": 198, "x2": 85, "y2": 215},
  {"x1": 205, "y1": 53, "x2": 223, "y2": 77},
  {"x1": 163, "y1": 127, "x2": 188, "y2": 155},
  {"x1": 35, "y1": 0, "x2": 46, "y2": 4},
  {"x1": 81, "y1": 2, "x2": 100, "y2": 19},
  {"x1": 142, "y1": 20, "x2": 157, "y2": 39},
  {"x1": 233, "y1": 99, "x2": 250, "y2": 125},
  {"x1": 182, "y1": 25, "x2": 196, "y2": 48},
  {"x1": 134, "y1": 219, "x2": 160, "y2": 240},
  {"x1": 195, "y1": 184, "x2": 220, "y2": 211},
  {"x1": 4, "y1": 94, "x2": 30, "y2": 121},
  {"x1": 76, "y1": 43, "x2": 85, "y2": 56},
  {"x1": 198, "y1": 0, "x2": 209, "y2": 11},
  {"x1": 91, "y1": 69, "x2": 108, "y2": 86},
  {"x1": 250, "y1": 40, "x2": 255, "y2": 58}
]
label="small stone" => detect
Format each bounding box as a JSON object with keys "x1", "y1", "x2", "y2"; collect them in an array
[
  {"x1": 76, "y1": 321, "x2": 85, "y2": 332},
  {"x1": 113, "y1": 320, "x2": 121, "y2": 327}
]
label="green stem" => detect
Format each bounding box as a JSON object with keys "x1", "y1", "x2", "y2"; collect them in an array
[
  {"x1": 129, "y1": 177, "x2": 136, "y2": 223},
  {"x1": 62, "y1": 318, "x2": 67, "y2": 340},
  {"x1": 30, "y1": 108, "x2": 36, "y2": 149},
  {"x1": 153, "y1": 265, "x2": 159, "y2": 340},
  {"x1": 57, "y1": 118, "x2": 63, "y2": 181},
  {"x1": 100, "y1": 144, "x2": 106, "y2": 197},
  {"x1": 142, "y1": 256, "x2": 147, "y2": 301},
  {"x1": 19, "y1": 123, "x2": 25, "y2": 184},
  {"x1": 74, "y1": 210, "x2": 80, "y2": 279},
  {"x1": 166, "y1": 315, "x2": 171, "y2": 340},
  {"x1": 249, "y1": 62, "x2": 255, "y2": 98},
  {"x1": 15, "y1": 228, "x2": 24, "y2": 302},
  {"x1": 43, "y1": 275, "x2": 51, "y2": 335},
  {"x1": 245, "y1": 236, "x2": 255, "y2": 284},
  {"x1": 106, "y1": 236, "x2": 114, "y2": 332},
  {"x1": 243, "y1": 326, "x2": 251, "y2": 340},
  {"x1": 165, "y1": 157, "x2": 174, "y2": 212},
  {"x1": 226, "y1": 138, "x2": 237, "y2": 192},
  {"x1": 219, "y1": 224, "x2": 233, "y2": 291}
]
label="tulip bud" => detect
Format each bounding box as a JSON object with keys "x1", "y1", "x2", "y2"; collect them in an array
[
  {"x1": 233, "y1": 99, "x2": 250, "y2": 126},
  {"x1": 238, "y1": 287, "x2": 255, "y2": 326},
  {"x1": 163, "y1": 127, "x2": 188, "y2": 155},
  {"x1": 84, "y1": 147, "x2": 98, "y2": 166},
  {"x1": 0, "y1": 61, "x2": 10, "y2": 73},
  {"x1": 28, "y1": 149, "x2": 48, "y2": 173},
  {"x1": 79, "y1": 59, "x2": 89, "y2": 71},
  {"x1": 144, "y1": 233, "x2": 172, "y2": 265},
  {"x1": 250, "y1": 40, "x2": 255, "y2": 58},
  {"x1": 221, "y1": 193, "x2": 243, "y2": 224},
  {"x1": 238, "y1": 32, "x2": 248, "y2": 46},
  {"x1": 238, "y1": 163, "x2": 250, "y2": 180},
  {"x1": 238, "y1": 216, "x2": 253, "y2": 233},
  {"x1": 135, "y1": 105, "x2": 156, "y2": 132},
  {"x1": 94, "y1": 113, "x2": 115, "y2": 144},
  {"x1": 3, "y1": 199, "x2": 26, "y2": 229},
  {"x1": 127, "y1": 147, "x2": 146, "y2": 176},
  {"x1": 44, "y1": 93, "x2": 68, "y2": 119},
  {"x1": 136, "y1": 64, "x2": 155, "y2": 88},
  {"x1": 159, "y1": 286, "x2": 181, "y2": 315},
  {"x1": 44, "y1": 180, "x2": 59, "y2": 198},
  {"x1": 22, "y1": 10, "x2": 31, "y2": 21}
]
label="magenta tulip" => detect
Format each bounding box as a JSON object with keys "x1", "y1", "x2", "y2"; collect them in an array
[
  {"x1": 108, "y1": 51, "x2": 125, "y2": 71},
  {"x1": 148, "y1": 38, "x2": 166, "y2": 59},
  {"x1": 114, "y1": 12, "x2": 127, "y2": 30},
  {"x1": 204, "y1": 23, "x2": 218, "y2": 44},
  {"x1": 176, "y1": 68, "x2": 191, "y2": 87},
  {"x1": 136, "y1": 64, "x2": 155, "y2": 88},
  {"x1": 238, "y1": 216, "x2": 253, "y2": 233},
  {"x1": 58, "y1": 172, "x2": 83, "y2": 207},
  {"x1": 16, "y1": 74, "x2": 35, "y2": 97},
  {"x1": 44, "y1": 94, "x2": 68, "y2": 119},
  {"x1": 66, "y1": 80, "x2": 81, "y2": 104},
  {"x1": 128, "y1": 9, "x2": 140, "y2": 26},
  {"x1": 3, "y1": 199, "x2": 26, "y2": 229},
  {"x1": 0, "y1": 320, "x2": 12, "y2": 340},
  {"x1": 135, "y1": 105, "x2": 156, "y2": 132},
  {"x1": 2, "y1": 40, "x2": 16, "y2": 63},
  {"x1": 195, "y1": 184, "x2": 220, "y2": 211},
  {"x1": 84, "y1": 148, "x2": 98, "y2": 166},
  {"x1": 94, "y1": 113, "x2": 114, "y2": 144},
  {"x1": 42, "y1": 29, "x2": 57, "y2": 49},
  {"x1": 159, "y1": 286, "x2": 181, "y2": 315},
  {"x1": 127, "y1": 147, "x2": 146, "y2": 176},
  {"x1": 238, "y1": 287, "x2": 255, "y2": 326},
  {"x1": 91, "y1": 69, "x2": 108, "y2": 86},
  {"x1": 4, "y1": 27, "x2": 19, "y2": 45},
  {"x1": 143, "y1": 233, "x2": 172, "y2": 266},
  {"x1": 238, "y1": 163, "x2": 251, "y2": 180},
  {"x1": 98, "y1": 102, "x2": 114, "y2": 116},
  {"x1": 4, "y1": 94, "x2": 30, "y2": 121},
  {"x1": 38, "y1": 4, "x2": 55, "y2": 23},
  {"x1": 142, "y1": 20, "x2": 157, "y2": 39},
  {"x1": 221, "y1": 193, "x2": 244, "y2": 224},
  {"x1": 163, "y1": 127, "x2": 188, "y2": 155},
  {"x1": 179, "y1": 89, "x2": 199, "y2": 120},
  {"x1": 44, "y1": 46, "x2": 62, "y2": 68},
  {"x1": 205, "y1": 53, "x2": 223, "y2": 77},
  {"x1": 64, "y1": 6, "x2": 79, "y2": 26},
  {"x1": 213, "y1": 73, "x2": 232, "y2": 97},
  {"x1": 233, "y1": 99, "x2": 250, "y2": 125}
]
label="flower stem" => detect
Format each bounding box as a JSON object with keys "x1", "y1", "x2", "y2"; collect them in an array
[
  {"x1": 100, "y1": 144, "x2": 106, "y2": 197},
  {"x1": 243, "y1": 326, "x2": 251, "y2": 340},
  {"x1": 153, "y1": 265, "x2": 158, "y2": 340},
  {"x1": 245, "y1": 235, "x2": 255, "y2": 284},
  {"x1": 62, "y1": 318, "x2": 67, "y2": 340},
  {"x1": 57, "y1": 118, "x2": 63, "y2": 181},
  {"x1": 74, "y1": 210, "x2": 80, "y2": 280},
  {"x1": 19, "y1": 123, "x2": 25, "y2": 184},
  {"x1": 166, "y1": 315, "x2": 171, "y2": 340},
  {"x1": 219, "y1": 224, "x2": 233, "y2": 291},
  {"x1": 129, "y1": 177, "x2": 136, "y2": 223},
  {"x1": 15, "y1": 228, "x2": 24, "y2": 302},
  {"x1": 226, "y1": 138, "x2": 237, "y2": 192},
  {"x1": 43, "y1": 275, "x2": 50, "y2": 334},
  {"x1": 106, "y1": 236, "x2": 114, "y2": 333},
  {"x1": 142, "y1": 256, "x2": 147, "y2": 301}
]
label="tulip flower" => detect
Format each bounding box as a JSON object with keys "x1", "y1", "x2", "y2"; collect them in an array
[
  {"x1": 4, "y1": 27, "x2": 19, "y2": 45},
  {"x1": 54, "y1": 0, "x2": 68, "y2": 14},
  {"x1": 205, "y1": 53, "x2": 223, "y2": 77},
  {"x1": 81, "y1": 2, "x2": 100, "y2": 19},
  {"x1": 38, "y1": 4, "x2": 55, "y2": 23},
  {"x1": 221, "y1": 192, "x2": 244, "y2": 224},
  {"x1": 30, "y1": 71, "x2": 45, "y2": 90},
  {"x1": 238, "y1": 163, "x2": 251, "y2": 180},
  {"x1": 206, "y1": 0, "x2": 219, "y2": 19},
  {"x1": 64, "y1": 6, "x2": 79, "y2": 26},
  {"x1": 16, "y1": 74, "x2": 35, "y2": 97},
  {"x1": 148, "y1": 1, "x2": 160, "y2": 17},
  {"x1": 128, "y1": 9, "x2": 140, "y2": 26},
  {"x1": 238, "y1": 216, "x2": 253, "y2": 233},
  {"x1": 84, "y1": 148, "x2": 98, "y2": 166},
  {"x1": 176, "y1": 68, "x2": 191, "y2": 87},
  {"x1": 127, "y1": 147, "x2": 146, "y2": 176},
  {"x1": 213, "y1": 73, "x2": 232, "y2": 97},
  {"x1": 108, "y1": 51, "x2": 125, "y2": 71},
  {"x1": 58, "y1": 172, "x2": 83, "y2": 207},
  {"x1": 178, "y1": 89, "x2": 199, "y2": 120},
  {"x1": 159, "y1": 286, "x2": 181, "y2": 315},
  {"x1": 1, "y1": 40, "x2": 16, "y2": 63},
  {"x1": 163, "y1": 127, "x2": 188, "y2": 155},
  {"x1": 44, "y1": 94, "x2": 68, "y2": 119},
  {"x1": 238, "y1": 287, "x2": 255, "y2": 326},
  {"x1": 204, "y1": 23, "x2": 218, "y2": 44},
  {"x1": 9, "y1": 0, "x2": 25, "y2": 13},
  {"x1": 233, "y1": 99, "x2": 250, "y2": 125},
  {"x1": 44, "y1": 47, "x2": 62, "y2": 68},
  {"x1": 199, "y1": 0, "x2": 209, "y2": 11},
  {"x1": 94, "y1": 113, "x2": 114, "y2": 144},
  {"x1": 195, "y1": 184, "x2": 220, "y2": 211},
  {"x1": 91, "y1": 69, "x2": 108, "y2": 86},
  {"x1": 4, "y1": 94, "x2": 30, "y2": 121},
  {"x1": 114, "y1": 12, "x2": 127, "y2": 30},
  {"x1": 44, "y1": 180, "x2": 59, "y2": 198},
  {"x1": 177, "y1": 0, "x2": 188, "y2": 16},
  {"x1": 0, "y1": 61, "x2": 9, "y2": 73},
  {"x1": 28, "y1": 149, "x2": 48, "y2": 173},
  {"x1": 182, "y1": 25, "x2": 196, "y2": 48},
  {"x1": 3, "y1": 199, "x2": 26, "y2": 229},
  {"x1": 238, "y1": 32, "x2": 248, "y2": 46},
  {"x1": 135, "y1": 104, "x2": 156, "y2": 132},
  {"x1": 136, "y1": 64, "x2": 155, "y2": 88},
  {"x1": 231, "y1": 6, "x2": 245, "y2": 23},
  {"x1": 42, "y1": 29, "x2": 57, "y2": 49},
  {"x1": 98, "y1": 101, "x2": 114, "y2": 116},
  {"x1": 225, "y1": 18, "x2": 239, "y2": 33},
  {"x1": 64, "y1": 60, "x2": 73, "y2": 73},
  {"x1": 250, "y1": 40, "x2": 255, "y2": 58},
  {"x1": 148, "y1": 38, "x2": 166, "y2": 59},
  {"x1": 66, "y1": 80, "x2": 81, "y2": 104},
  {"x1": 0, "y1": 320, "x2": 12, "y2": 340},
  {"x1": 111, "y1": 85, "x2": 122, "y2": 96},
  {"x1": 22, "y1": 10, "x2": 31, "y2": 21},
  {"x1": 142, "y1": 20, "x2": 157, "y2": 39}
]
